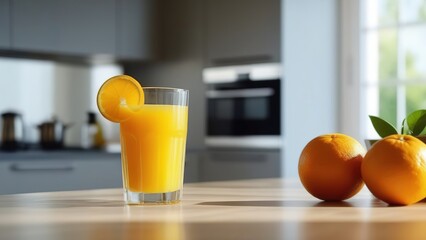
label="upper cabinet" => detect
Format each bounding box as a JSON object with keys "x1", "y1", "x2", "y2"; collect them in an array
[
  {"x1": 2, "y1": 0, "x2": 155, "y2": 60},
  {"x1": 12, "y1": 0, "x2": 116, "y2": 56},
  {"x1": 0, "y1": 0, "x2": 11, "y2": 48},
  {"x1": 204, "y1": 0, "x2": 281, "y2": 67},
  {"x1": 116, "y1": 0, "x2": 156, "y2": 60}
]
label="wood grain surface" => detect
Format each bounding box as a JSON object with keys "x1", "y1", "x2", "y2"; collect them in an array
[{"x1": 1, "y1": 178, "x2": 426, "y2": 240}]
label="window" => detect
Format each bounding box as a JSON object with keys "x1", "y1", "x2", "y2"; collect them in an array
[{"x1": 361, "y1": 0, "x2": 426, "y2": 138}]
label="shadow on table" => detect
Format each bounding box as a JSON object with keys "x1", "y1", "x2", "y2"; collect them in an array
[{"x1": 197, "y1": 198, "x2": 389, "y2": 208}]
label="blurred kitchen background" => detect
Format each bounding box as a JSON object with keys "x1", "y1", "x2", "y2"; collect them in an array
[{"x1": 1, "y1": 0, "x2": 425, "y2": 194}]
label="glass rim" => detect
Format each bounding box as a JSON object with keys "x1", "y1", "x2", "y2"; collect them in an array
[{"x1": 143, "y1": 87, "x2": 189, "y2": 93}]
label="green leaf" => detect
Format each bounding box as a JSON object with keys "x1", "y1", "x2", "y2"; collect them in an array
[
  {"x1": 407, "y1": 109, "x2": 426, "y2": 135},
  {"x1": 413, "y1": 114, "x2": 426, "y2": 135},
  {"x1": 369, "y1": 115, "x2": 398, "y2": 138}
]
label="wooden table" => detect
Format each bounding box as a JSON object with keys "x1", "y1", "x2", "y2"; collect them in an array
[{"x1": 1, "y1": 178, "x2": 426, "y2": 240}]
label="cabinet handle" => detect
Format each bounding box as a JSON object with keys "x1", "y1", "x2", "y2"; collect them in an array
[
  {"x1": 210, "y1": 154, "x2": 267, "y2": 162},
  {"x1": 10, "y1": 163, "x2": 74, "y2": 172},
  {"x1": 213, "y1": 55, "x2": 273, "y2": 66},
  {"x1": 206, "y1": 88, "x2": 274, "y2": 99}
]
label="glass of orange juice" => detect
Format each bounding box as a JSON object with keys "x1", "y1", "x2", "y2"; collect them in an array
[
  {"x1": 119, "y1": 87, "x2": 189, "y2": 204},
  {"x1": 97, "y1": 75, "x2": 188, "y2": 204}
]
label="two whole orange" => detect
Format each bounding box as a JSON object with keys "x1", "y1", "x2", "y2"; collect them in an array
[{"x1": 299, "y1": 133, "x2": 426, "y2": 205}]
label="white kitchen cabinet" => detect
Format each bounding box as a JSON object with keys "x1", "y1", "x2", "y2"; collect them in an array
[
  {"x1": 204, "y1": 0, "x2": 281, "y2": 67},
  {"x1": 0, "y1": 0, "x2": 11, "y2": 48},
  {"x1": 0, "y1": 153, "x2": 122, "y2": 195},
  {"x1": 200, "y1": 149, "x2": 281, "y2": 181}
]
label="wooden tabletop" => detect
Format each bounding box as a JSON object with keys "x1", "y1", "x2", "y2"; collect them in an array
[{"x1": 1, "y1": 178, "x2": 426, "y2": 240}]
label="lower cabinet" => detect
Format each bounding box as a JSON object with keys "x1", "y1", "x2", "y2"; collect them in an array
[
  {"x1": 200, "y1": 149, "x2": 282, "y2": 182},
  {"x1": 0, "y1": 151, "x2": 202, "y2": 195},
  {"x1": 0, "y1": 153, "x2": 122, "y2": 195},
  {"x1": 0, "y1": 149, "x2": 279, "y2": 194},
  {"x1": 184, "y1": 151, "x2": 200, "y2": 183}
]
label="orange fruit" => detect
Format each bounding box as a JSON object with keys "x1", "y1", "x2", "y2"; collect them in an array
[
  {"x1": 97, "y1": 75, "x2": 144, "y2": 123},
  {"x1": 361, "y1": 134, "x2": 426, "y2": 205},
  {"x1": 298, "y1": 133, "x2": 366, "y2": 201}
]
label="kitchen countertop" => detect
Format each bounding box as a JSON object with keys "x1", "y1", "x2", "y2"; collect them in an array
[
  {"x1": 0, "y1": 149, "x2": 120, "y2": 161},
  {"x1": 1, "y1": 178, "x2": 426, "y2": 240}
]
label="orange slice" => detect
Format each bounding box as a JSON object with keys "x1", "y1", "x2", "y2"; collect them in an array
[{"x1": 97, "y1": 75, "x2": 144, "y2": 123}]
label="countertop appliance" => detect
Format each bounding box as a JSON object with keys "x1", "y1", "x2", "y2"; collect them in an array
[
  {"x1": 0, "y1": 112, "x2": 25, "y2": 151},
  {"x1": 37, "y1": 118, "x2": 72, "y2": 150},
  {"x1": 203, "y1": 63, "x2": 282, "y2": 149}
]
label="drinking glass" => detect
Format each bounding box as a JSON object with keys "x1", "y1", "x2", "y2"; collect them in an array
[{"x1": 120, "y1": 87, "x2": 189, "y2": 204}]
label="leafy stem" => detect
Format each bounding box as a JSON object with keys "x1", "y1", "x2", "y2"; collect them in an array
[
  {"x1": 401, "y1": 118, "x2": 406, "y2": 135},
  {"x1": 369, "y1": 109, "x2": 426, "y2": 138}
]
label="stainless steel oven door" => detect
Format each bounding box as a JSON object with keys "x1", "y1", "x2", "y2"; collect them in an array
[{"x1": 206, "y1": 79, "x2": 281, "y2": 137}]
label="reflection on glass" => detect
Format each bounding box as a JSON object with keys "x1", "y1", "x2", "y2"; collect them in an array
[
  {"x1": 379, "y1": 85, "x2": 398, "y2": 127},
  {"x1": 364, "y1": 29, "x2": 398, "y2": 83},
  {"x1": 406, "y1": 85, "x2": 426, "y2": 118},
  {"x1": 365, "y1": 0, "x2": 426, "y2": 27},
  {"x1": 365, "y1": 30, "x2": 379, "y2": 84},
  {"x1": 116, "y1": 222, "x2": 185, "y2": 240},
  {"x1": 365, "y1": 0, "x2": 398, "y2": 28},
  {"x1": 215, "y1": 99, "x2": 234, "y2": 120},
  {"x1": 365, "y1": 86, "x2": 379, "y2": 138},
  {"x1": 379, "y1": 29, "x2": 398, "y2": 81},
  {"x1": 365, "y1": 85, "x2": 397, "y2": 138},
  {"x1": 121, "y1": 207, "x2": 185, "y2": 240},
  {"x1": 380, "y1": 0, "x2": 399, "y2": 25},
  {"x1": 244, "y1": 98, "x2": 267, "y2": 120},
  {"x1": 400, "y1": 0, "x2": 426, "y2": 22},
  {"x1": 400, "y1": 26, "x2": 426, "y2": 79}
]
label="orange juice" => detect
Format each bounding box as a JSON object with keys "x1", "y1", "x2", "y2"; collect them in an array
[{"x1": 120, "y1": 104, "x2": 188, "y2": 193}]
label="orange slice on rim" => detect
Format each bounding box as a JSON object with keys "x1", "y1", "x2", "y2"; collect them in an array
[{"x1": 97, "y1": 75, "x2": 144, "y2": 123}]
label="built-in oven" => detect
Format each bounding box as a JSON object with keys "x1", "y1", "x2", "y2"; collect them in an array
[{"x1": 203, "y1": 63, "x2": 282, "y2": 148}]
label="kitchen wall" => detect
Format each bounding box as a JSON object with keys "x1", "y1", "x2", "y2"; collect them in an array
[
  {"x1": 0, "y1": 57, "x2": 122, "y2": 147},
  {"x1": 0, "y1": 57, "x2": 54, "y2": 143},
  {"x1": 54, "y1": 63, "x2": 123, "y2": 147},
  {"x1": 282, "y1": 0, "x2": 340, "y2": 178}
]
